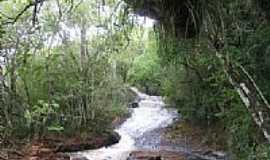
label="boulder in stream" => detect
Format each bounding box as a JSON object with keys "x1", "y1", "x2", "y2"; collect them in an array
[
  {"x1": 129, "y1": 101, "x2": 139, "y2": 108},
  {"x1": 57, "y1": 131, "x2": 121, "y2": 152},
  {"x1": 127, "y1": 150, "x2": 185, "y2": 160}
]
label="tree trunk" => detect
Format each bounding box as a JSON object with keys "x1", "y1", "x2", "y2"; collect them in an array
[
  {"x1": 80, "y1": 23, "x2": 87, "y2": 69},
  {"x1": 222, "y1": 54, "x2": 270, "y2": 143},
  {"x1": 80, "y1": 23, "x2": 88, "y2": 125}
]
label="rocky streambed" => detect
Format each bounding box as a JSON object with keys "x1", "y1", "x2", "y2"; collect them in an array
[{"x1": 71, "y1": 88, "x2": 228, "y2": 160}]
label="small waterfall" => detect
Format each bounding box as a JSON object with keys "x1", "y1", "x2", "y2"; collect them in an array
[{"x1": 72, "y1": 88, "x2": 178, "y2": 160}]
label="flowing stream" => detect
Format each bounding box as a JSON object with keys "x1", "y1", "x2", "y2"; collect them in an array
[{"x1": 72, "y1": 87, "x2": 178, "y2": 160}]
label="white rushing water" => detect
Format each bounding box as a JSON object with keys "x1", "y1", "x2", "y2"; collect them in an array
[{"x1": 72, "y1": 87, "x2": 177, "y2": 160}]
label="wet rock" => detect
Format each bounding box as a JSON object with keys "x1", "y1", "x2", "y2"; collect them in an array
[
  {"x1": 187, "y1": 150, "x2": 227, "y2": 160},
  {"x1": 129, "y1": 102, "x2": 139, "y2": 108},
  {"x1": 71, "y1": 156, "x2": 88, "y2": 160},
  {"x1": 127, "y1": 150, "x2": 185, "y2": 160},
  {"x1": 19, "y1": 131, "x2": 120, "y2": 160},
  {"x1": 57, "y1": 144, "x2": 91, "y2": 152},
  {"x1": 210, "y1": 151, "x2": 226, "y2": 158},
  {"x1": 57, "y1": 131, "x2": 120, "y2": 152},
  {"x1": 127, "y1": 152, "x2": 161, "y2": 160},
  {"x1": 105, "y1": 131, "x2": 121, "y2": 147},
  {"x1": 150, "y1": 157, "x2": 161, "y2": 160}
]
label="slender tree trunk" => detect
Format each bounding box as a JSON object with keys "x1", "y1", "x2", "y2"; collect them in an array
[
  {"x1": 7, "y1": 38, "x2": 20, "y2": 129},
  {"x1": 80, "y1": 23, "x2": 88, "y2": 125},
  {"x1": 80, "y1": 23, "x2": 87, "y2": 70},
  {"x1": 0, "y1": 66, "x2": 3, "y2": 100},
  {"x1": 0, "y1": 66, "x2": 12, "y2": 129},
  {"x1": 10, "y1": 57, "x2": 16, "y2": 95},
  {"x1": 221, "y1": 53, "x2": 270, "y2": 143}
]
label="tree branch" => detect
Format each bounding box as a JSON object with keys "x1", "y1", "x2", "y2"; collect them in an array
[{"x1": 3, "y1": 0, "x2": 47, "y2": 25}]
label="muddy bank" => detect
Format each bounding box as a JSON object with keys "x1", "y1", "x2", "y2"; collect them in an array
[{"x1": 0, "y1": 130, "x2": 120, "y2": 160}]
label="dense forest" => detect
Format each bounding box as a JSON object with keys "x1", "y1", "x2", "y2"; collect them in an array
[{"x1": 0, "y1": 0, "x2": 270, "y2": 160}]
